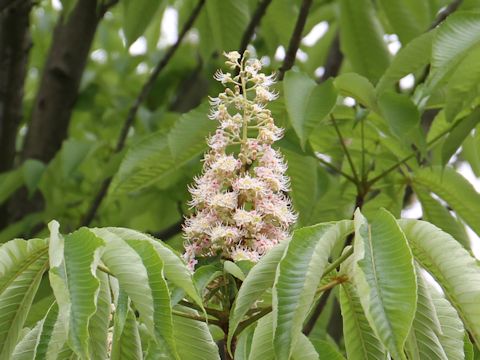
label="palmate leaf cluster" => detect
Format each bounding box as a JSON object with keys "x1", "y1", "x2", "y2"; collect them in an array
[
  {"x1": 1, "y1": 211, "x2": 480, "y2": 359},
  {"x1": 2, "y1": 0, "x2": 480, "y2": 359}
]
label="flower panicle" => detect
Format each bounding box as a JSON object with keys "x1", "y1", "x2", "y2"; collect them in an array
[{"x1": 183, "y1": 51, "x2": 296, "y2": 270}]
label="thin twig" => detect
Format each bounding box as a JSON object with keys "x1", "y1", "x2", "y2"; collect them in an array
[
  {"x1": 234, "y1": 277, "x2": 346, "y2": 337},
  {"x1": 367, "y1": 112, "x2": 469, "y2": 186},
  {"x1": 360, "y1": 116, "x2": 366, "y2": 181},
  {"x1": 278, "y1": 0, "x2": 313, "y2": 80},
  {"x1": 322, "y1": 247, "x2": 353, "y2": 277},
  {"x1": 234, "y1": 306, "x2": 272, "y2": 336},
  {"x1": 302, "y1": 276, "x2": 348, "y2": 335},
  {"x1": 150, "y1": 219, "x2": 183, "y2": 240},
  {"x1": 318, "y1": 32, "x2": 343, "y2": 83},
  {"x1": 317, "y1": 156, "x2": 356, "y2": 183},
  {"x1": 80, "y1": 0, "x2": 205, "y2": 227},
  {"x1": 302, "y1": 289, "x2": 332, "y2": 335},
  {"x1": 179, "y1": 300, "x2": 226, "y2": 320},
  {"x1": 330, "y1": 114, "x2": 360, "y2": 183},
  {"x1": 429, "y1": 0, "x2": 463, "y2": 30},
  {"x1": 238, "y1": 0, "x2": 272, "y2": 56},
  {"x1": 172, "y1": 310, "x2": 222, "y2": 327},
  {"x1": 97, "y1": 264, "x2": 114, "y2": 276},
  {"x1": 414, "y1": 0, "x2": 463, "y2": 88}
]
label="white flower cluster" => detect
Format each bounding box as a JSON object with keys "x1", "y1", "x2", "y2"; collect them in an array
[{"x1": 183, "y1": 51, "x2": 297, "y2": 270}]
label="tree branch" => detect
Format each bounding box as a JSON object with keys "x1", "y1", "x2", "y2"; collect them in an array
[
  {"x1": 319, "y1": 31, "x2": 343, "y2": 83},
  {"x1": 0, "y1": 0, "x2": 31, "y2": 173},
  {"x1": 150, "y1": 219, "x2": 183, "y2": 241},
  {"x1": 81, "y1": 0, "x2": 206, "y2": 227},
  {"x1": 367, "y1": 111, "x2": 469, "y2": 187},
  {"x1": 330, "y1": 114, "x2": 360, "y2": 184},
  {"x1": 429, "y1": 0, "x2": 463, "y2": 30},
  {"x1": 317, "y1": 156, "x2": 356, "y2": 184},
  {"x1": 238, "y1": 0, "x2": 272, "y2": 56},
  {"x1": 302, "y1": 288, "x2": 332, "y2": 336},
  {"x1": 277, "y1": 0, "x2": 313, "y2": 80},
  {"x1": 115, "y1": 0, "x2": 205, "y2": 153}
]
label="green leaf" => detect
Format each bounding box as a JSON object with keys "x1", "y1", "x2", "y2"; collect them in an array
[
  {"x1": 193, "y1": 265, "x2": 222, "y2": 296},
  {"x1": 339, "y1": 0, "x2": 390, "y2": 83},
  {"x1": 462, "y1": 133, "x2": 480, "y2": 177},
  {"x1": 333, "y1": 73, "x2": 378, "y2": 112},
  {"x1": 48, "y1": 222, "x2": 105, "y2": 358},
  {"x1": 426, "y1": 11, "x2": 480, "y2": 94},
  {"x1": 378, "y1": 92, "x2": 423, "y2": 149},
  {"x1": 377, "y1": 31, "x2": 433, "y2": 94},
  {"x1": 60, "y1": 139, "x2": 92, "y2": 178},
  {"x1": 94, "y1": 227, "x2": 202, "y2": 308},
  {"x1": 87, "y1": 271, "x2": 111, "y2": 360},
  {"x1": 172, "y1": 311, "x2": 220, "y2": 360},
  {"x1": 234, "y1": 323, "x2": 255, "y2": 360},
  {"x1": 111, "y1": 306, "x2": 143, "y2": 360},
  {"x1": 93, "y1": 229, "x2": 157, "y2": 339},
  {"x1": 399, "y1": 220, "x2": 480, "y2": 346},
  {"x1": 431, "y1": 11, "x2": 480, "y2": 72},
  {"x1": 122, "y1": 0, "x2": 165, "y2": 46},
  {"x1": 413, "y1": 166, "x2": 480, "y2": 237},
  {"x1": 442, "y1": 109, "x2": 480, "y2": 164},
  {"x1": 228, "y1": 241, "x2": 289, "y2": 349},
  {"x1": 445, "y1": 47, "x2": 480, "y2": 122},
  {"x1": 167, "y1": 103, "x2": 217, "y2": 161},
  {"x1": 415, "y1": 186, "x2": 470, "y2": 249},
  {"x1": 291, "y1": 333, "x2": 319, "y2": 360},
  {"x1": 464, "y1": 332, "x2": 474, "y2": 360},
  {"x1": 429, "y1": 283, "x2": 466, "y2": 360},
  {"x1": 34, "y1": 303, "x2": 60, "y2": 360},
  {"x1": 43, "y1": 304, "x2": 70, "y2": 359},
  {"x1": 377, "y1": 0, "x2": 430, "y2": 43},
  {"x1": 125, "y1": 239, "x2": 178, "y2": 358},
  {"x1": 248, "y1": 312, "x2": 274, "y2": 360},
  {"x1": 273, "y1": 221, "x2": 353, "y2": 360},
  {"x1": 0, "y1": 238, "x2": 49, "y2": 359},
  {"x1": 224, "y1": 261, "x2": 246, "y2": 281},
  {"x1": 283, "y1": 72, "x2": 337, "y2": 147},
  {"x1": 11, "y1": 322, "x2": 43, "y2": 360},
  {"x1": 404, "y1": 269, "x2": 448, "y2": 360},
  {"x1": 0, "y1": 167, "x2": 23, "y2": 205},
  {"x1": 111, "y1": 104, "x2": 214, "y2": 195},
  {"x1": 22, "y1": 159, "x2": 46, "y2": 196},
  {"x1": 311, "y1": 340, "x2": 345, "y2": 360},
  {"x1": 198, "y1": 0, "x2": 249, "y2": 59},
  {"x1": 339, "y1": 256, "x2": 387, "y2": 360},
  {"x1": 284, "y1": 149, "x2": 320, "y2": 226},
  {"x1": 353, "y1": 209, "x2": 417, "y2": 360}
]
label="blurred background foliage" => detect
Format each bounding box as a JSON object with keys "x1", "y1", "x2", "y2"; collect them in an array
[{"x1": 1, "y1": 0, "x2": 480, "y2": 259}]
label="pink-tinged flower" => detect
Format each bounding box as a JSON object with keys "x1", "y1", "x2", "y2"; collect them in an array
[
  {"x1": 183, "y1": 51, "x2": 296, "y2": 268},
  {"x1": 256, "y1": 195, "x2": 297, "y2": 228},
  {"x1": 224, "y1": 51, "x2": 241, "y2": 65},
  {"x1": 208, "y1": 191, "x2": 238, "y2": 210},
  {"x1": 233, "y1": 175, "x2": 266, "y2": 195},
  {"x1": 210, "y1": 155, "x2": 240, "y2": 175},
  {"x1": 256, "y1": 86, "x2": 278, "y2": 103},
  {"x1": 213, "y1": 70, "x2": 233, "y2": 84},
  {"x1": 231, "y1": 246, "x2": 260, "y2": 262},
  {"x1": 233, "y1": 209, "x2": 263, "y2": 231},
  {"x1": 209, "y1": 225, "x2": 242, "y2": 247},
  {"x1": 183, "y1": 210, "x2": 217, "y2": 238},
  {"x1": 254, "y1": 166, "x2": 289, "y2": 192},
  {"x1": 259, "y1": 147, "x2": 288, "y2": 173},
  {"x1": 207, "y1": 130, "x2": 228, "y2": 151}
]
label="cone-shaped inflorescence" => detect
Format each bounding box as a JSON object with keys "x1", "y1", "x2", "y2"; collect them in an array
[{"x1": 183, "y1": 51, "x2": 297, "y2": 270}]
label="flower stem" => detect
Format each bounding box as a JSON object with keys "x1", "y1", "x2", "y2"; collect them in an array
[{"x1": 172, "y1": 310, "x2": 222, "y2": 327}]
